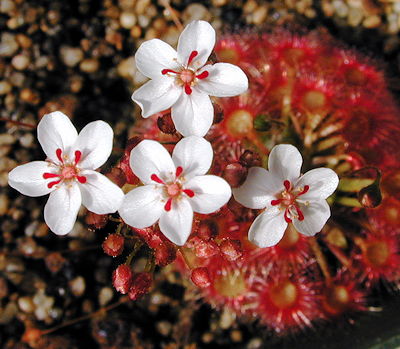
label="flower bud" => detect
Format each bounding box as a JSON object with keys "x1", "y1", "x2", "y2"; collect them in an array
[
  {"x1": 157, "y1": 113, "x2": 176, "y2": 134},
  {"x1": 112, "y1": 264, "x2": 133, "y2": 294},
  {"x1": 197, "y1": 219, "x2": 218, "y2": 241},
  {"x1": 102, "y1": 234, "x2": 125, "y2": 257},
  {"x1": 191, "y1": 267, "x2": 211, "y2": 288},
  {"x1": 358, "y1": 183, "x2": 382, "y2": 208},
  {"x1": 194, "y1": 239, "x2": 219, "y2": 258},
  {"x1": 154, "y1": 242, "x2": 177, "y2": 267},
  {"x1": 222, "y1": 162, "x2": 248, "y2": 188},
  {"x1": 239, "y1": 149, "x2": 262, "y2": 167},
  {"x1": 106, "y1": 167, "x2": 126, "y2": 188},
  {"x1": 119, "y1": 153, "x2": 139, "y2": 185},
  {"x1": 128, "y1": 272, "x2": 152, "y2": 300},
  {"x1": 85, "y1": 211, "x2": 108, "y2": 229},
  {"x1": 219, "y1": 239, "x2": 242, "y2": 261},
  {"x1": 213, "y1": 102, "x2": 224, "y2": 124}
]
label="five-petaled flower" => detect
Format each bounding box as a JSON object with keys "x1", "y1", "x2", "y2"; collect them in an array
[
  {"x1": 233, "y1": 144, "x2": 339, "y2": 247},
  {"x1": 118, "y1": 136, "x2": 232, "y2": 246},
  {"x1": 132, "y1": 20, "x2": 249, "y2": 137},
  {"x1": 8, "y1": 111, "x2": 124, "y2": 235}
]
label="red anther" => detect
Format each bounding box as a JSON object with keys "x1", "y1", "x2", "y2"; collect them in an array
[
  {"x1": 56, "y1": 148, "x2": 63, "y2": 163},
  {"x1": 48, "y1": 179, "x2": 61, "y2": 188},
  {"x1": 112, "y1": 264, "x2": 133, "y2": 294},
  {"x1": 191, "y1": 267, "x2": 211, "y2": 288},
  {"x1": 184, "y1": 84, "x2": 192, "y2": 95},
  {"x1": 164, "y1": 198, "x2": 172, "y2": 211},
  {"x1": 43, "y1": 172, "x2": 60, "y2": 179},
  {"x1": 128, "y1": 272, "x2": 152, "y2": 301},
  {"x1": 220, "y1": 239, "x2": 242, "y2": 261},
  {"x1": 162, "y1": 68, "x2": 179, "y2": 75},
  {"x1": 176, "y1": 166, "x2": 183, "y2": 177},
  {"x1": 183, "y1": 189, "x2": 195, "y2": 198},
  {"x1": 299, "y1": 185, "x2": 310, "y2": 195},
  {"x1": 102, "y1": 233, "x2": 125, "y2": 257},
  {"x1": 271, "y1": 199, "x2": 282, "y2": 206},
  {"x1": 187, "y1": 50, "x2": 198, "y2": 66},
  {"x1": 74, "y1": 150, "x2": 82, "y2": 164},
  {"x1": 76, "y1": 175, "x2": 87, "y2": 184},
  {"x1": 284, "y1": 209, "x2": 293, "y2": 223},
  {"x1": 196, "y1": 71, "x2": 209, "y2": 79},
  {"x1": 151, "y1": 173, "x2": 164, "y2": 184},
  {"x1": 284, "y1": 180, "x2": 291, "y2": 191}
]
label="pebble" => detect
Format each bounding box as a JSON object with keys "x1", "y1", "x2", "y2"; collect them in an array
[
  {"x1": 80, "y1": 58, "x2": 100, "y2": 73},
  {"x1": 0, "y1": 0, "x2": 15, "y2": 13},
  {"x1": 69, "y1": 276, "x2": 86, "y2": 297},
  {"x1": 247, "y1": 338, "x2": 263, "y2": 349},
  {"x1": 182, "y1": 4, "x2": 211, "y2": 23},
  {"x1": 0, "y1": 302, "x2": 18, "y2": 324},
  {"x1": 348, "y1": 7, "x2": 363, "y2": 27},
  {"x1": 60, "y1": 46, "x2": 84, "y2": 67},
  {"x1": 0, "y1": 33, "x2": 18, "y2": 57},
  {"x1": 117, "y1": 56, "x2": 136, "y2": 79},
  {"x1": 0, "y1": 81, "x2": 12, "y2": 95},
  {"x1": 9, "y1": 71, "x2": 26, "y2": 87},
  {"x1": 0, "y1": 193, "x2": 9, "y2": 216},
  {"x1": 19, "y1": 133, "x2": 35, "y2": 148},
  {"x1": 363, "y1": 15, "x2": 381, "y2": 28},
  {"x1": 219, "y1": 308, "x2": 236, "y2": 329},
  {"x1": 120, "y1": 11, "x2": 137, "y2": 29},
  {"x1": 333, "y1": 0, "x2": 348, "y2": 18},
  {"x1": 252, "y1": 5, "x2": 268, "y2": 24},
  {"x1": 99, "y1": 287, "x2": 114, "y2": 306},
  {"x1": 18, "y1": 296, "x2": 35, "y2": 313},
  {"x1": 0, "y1": 277, "x2": 8, "y2": 299},
  {"x1": 156, "y1": 321, "x2": 172, "y2": 336}
]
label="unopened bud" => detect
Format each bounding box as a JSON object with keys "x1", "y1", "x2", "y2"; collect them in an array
[
  {"x1": 358, "y1": 183, "x2": 382, "y2": 208},
  {"x1": 102, "y1": 234, "x2": 125, "y2": 257},
  {"x1": 154, "y1": 242, "x2": 177, "y2": 266},
  {"x1": 222, "y1": 162, "x2": 248, "y2": 188},
  {"x1": 239, "y1": 150, "x2": 261, "y2": 167},
  {"x1": 119, "y1": 153, "x2": 139, "y2": 184},
  {"x1": 191, "y1": 267, "x2": 211, "y2": 288},
  {"x1": 112, "y1": 264, "x2": 133, "y2": 294},
  {"x1": 128, "y1": 272, "x2": 152, "y2": 300},
  {"x1": 220, "y1": 239, "x2": 242, "y2": 261},
  {"x1": 194, "y1": 239, "x2": 219, "y2": 258},
  {"x1": 86, "y1": 211, "x2": 108, "y2": 229},
  {"x1": 157, "y1": 113, "x2": 176, "y2": 134},
  {"x1": 106, "y1": 167, "x2": 126, "y2": 187},
  {"x1": 213, "y1": 103, "x2": 224, "y2": 124},
  {"x1": 197, "y1": 219, "x2": 218, "y2": 241}
]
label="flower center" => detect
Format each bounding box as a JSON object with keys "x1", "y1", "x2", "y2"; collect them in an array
[
  {"x1": 161, "y1": 50, "x2": 209, "y2": 95},
  {"x1": 42, "y1": 149, "x2": 86, "y2": 189},
  {"x1": 271, "y1": 180, "x2": 309, "y2": 223},
  {"x1": 150, "y1": 166, "x2": 195, "y2": 212}
]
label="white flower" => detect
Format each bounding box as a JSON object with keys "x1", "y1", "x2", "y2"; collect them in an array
[
  {"x1": 118, "y1": 136, "x2": 232, "y2": 246},
  {"x1": 132, "y1": 20, "x2": 248, "y2": 137},
  {"x1": 233, "y1": 144, "x2": 339, "y2": 248},
  {"x1": 8, "y1": 111, "x2": 124, "y2": 236}
]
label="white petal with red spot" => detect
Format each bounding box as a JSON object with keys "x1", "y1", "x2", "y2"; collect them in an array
[
  {"x1": 131, "y1": 20, "x2": 248, "y2": 137},
  {"x1": 234, "y1": 144, "x2": 339, "y2": 247}
]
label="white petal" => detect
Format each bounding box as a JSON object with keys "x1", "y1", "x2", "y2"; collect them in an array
[
  {"x1": 78, "y1": 170, "x2": 124, "y2": 214},
  {"x1": 295, "y1": 168, "x2": 339, "y2": 201},
  {"x1": 198, "y1": 63, "x2": 248, "y2": 97},
  {"x1": 159, "y1": 198, "x2": 193, "y2": 246},
  {"x1": 37, "y1": 111, "x2": 78, "y2": 164},
  {"x1": 177, "y1": 20, "x2": 215, "y2": 70},
  {"x1": 268, "y1": 144, "x2": 303, "y2": 183},
  {"x1": 185, "y1": 175, "x2": 231, "y2": 214},
  {"x1": 132, "y1": 77, "x2": 181, "y2": 118},
  {"x1": 172, "y1": 136, "x2": 213, "y2": 179},
  {"x1": 293, "y1": 200, "x2": 331, "y2": 236},
  {"x1": 130, "y1": 140, "x2": 175, "y2": 184},
  {"x1": 248, "y1": 206, "x2": 287, "y2": 248},
  {"x1": 73, "y1": 121, "x2": 113, "y2": 170},
  {"x1": 118, "y1": 185, "x2": 164, "y2": 229},
  {"x1": 233, "y1": 167, "x2": 283, "y2": 209},
  {"x1": 44, "y1": 184, "x2": 81, "y2": 235},
  {"x1": 172, "y1": 89, "x2": 213, "y2": 137},
  {"x1": 135, "y1": 39, "x2": 179, "y2": 79},
  {"x1": 8, "y1": 161, "x2": 56, "y2": 197}
]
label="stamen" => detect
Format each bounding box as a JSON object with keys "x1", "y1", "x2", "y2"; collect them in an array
[
  {"x1": 151, "y1": 174, "x2": 164, "y2": 184},
  {"x1": 295, "y1": 205, "x2": 305, "y2": 221},
  {"x1": 187, "y1": 50, "x2": 198, "y2": 66},
  {"x1": 43, "y1": 172, "x2": 60, "y2": 179},
  {"x1": 184, "y1": 84, "x2": 192, "y2": 95},
  {"x1": 48, "y1": 179, "x2": 61, "y2": 189},
  {"x1": 164, "y1": 198, "x2": 172, "y2": 211},
  {"x1": 76, "y1": 176, "x2": 87, "y2": 184},
  {"x1": 183, "y1": 189, "x2": 195, "y2": 198},
  {"x1": 284, "y1": 180, "x2": 291, "y2": 191},
  {"x1": 56, "y1": 148, "x2": 63, "y2": 163},
  {"x1": 271, "y1": 199, "x2": 282, "y2": 206},
  {"x1": 298, "y1": 185, "x2": 310, "y2": 196},
  {"x1": 196, "y1": 71, "x2": 209, "y2": 79},
  {"x1": 74, "y1": 150, "x2": 82, "y2": 164},
  {"x1": 284, "y1": 209, "x2": 292, "y2": 223},
  {"x1": 162, "y1": 69, "x2": 179, "y2": 75},
  {"x1": 176, "y1": 166, "x2": 183, "y2": 178}
]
